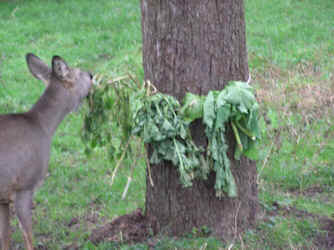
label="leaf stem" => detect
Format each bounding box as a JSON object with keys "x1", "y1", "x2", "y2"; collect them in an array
[
  {"x1": 231, "y1": 121, "x2": 243, "y2": 152},
  {"x1": 173, "y1": 138, "x2": 184, "y2": 170},
  {"x1": 235, "y1": 120, "x2": 256, "y2": 140},
  {"x1": 110, "y1": 137, "x2": 132, "y2": 187}
]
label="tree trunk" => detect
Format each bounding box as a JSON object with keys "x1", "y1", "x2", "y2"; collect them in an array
[{"x1": 141, "y1": 0, "x2": 258, "y2": 240}]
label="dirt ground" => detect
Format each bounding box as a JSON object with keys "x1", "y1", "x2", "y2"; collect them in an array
[
  {"x1": 89, "y1": 208, "x2": 159, "y2": 245},
  {"x1": 86, "y1": 204, "x2": 333, "y2": 249}
]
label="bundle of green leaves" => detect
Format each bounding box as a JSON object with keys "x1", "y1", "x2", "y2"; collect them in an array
[{"x1": 82, "y1": 78, "x2": 260, "y2": 198}]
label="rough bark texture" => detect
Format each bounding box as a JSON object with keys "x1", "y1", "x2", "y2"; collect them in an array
[{"x1": 141, "y1": 0, "x2": 258, "y2": 241}]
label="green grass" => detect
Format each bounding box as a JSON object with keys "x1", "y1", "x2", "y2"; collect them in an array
[
  {"x1": 1, "y1": 0, "x2": 334, "y2": 249},
  {"x1": 246, "y1": 0, "x2": 334, "y2": 70}
]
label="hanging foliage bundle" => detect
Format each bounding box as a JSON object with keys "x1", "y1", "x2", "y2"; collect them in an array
[{"x1": 82, "y1": 76, "x2": 260, "y2": 198}]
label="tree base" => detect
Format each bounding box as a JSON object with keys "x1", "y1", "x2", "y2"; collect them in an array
[{"x1": 145, "y1": 156, "x2": 258, "y2": 241}]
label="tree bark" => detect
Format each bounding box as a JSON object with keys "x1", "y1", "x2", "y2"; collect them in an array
[{"x1": 141, "y1": 0, "x2": 258, "y2": 240}]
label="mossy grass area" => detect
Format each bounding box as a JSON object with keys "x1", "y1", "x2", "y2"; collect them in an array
[{"x1": 0, "y1": 0, "x2": 333, "y2": 248}]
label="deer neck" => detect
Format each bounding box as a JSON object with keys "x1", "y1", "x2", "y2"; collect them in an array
[{"x1": 28, "y1": 83, "x2": 72, "y2": 137}]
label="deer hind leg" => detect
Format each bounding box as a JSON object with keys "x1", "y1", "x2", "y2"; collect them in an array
[
  {"x1": 15, "y1": 190, "x2": 34, "y2": 250},
  {"x1": 0, "y1": 203, "x2": 10, "y2": 250}
]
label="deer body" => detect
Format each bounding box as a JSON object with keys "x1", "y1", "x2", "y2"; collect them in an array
[{"x1": 0, "y1": 54, "x2": 92, "y2": 250}]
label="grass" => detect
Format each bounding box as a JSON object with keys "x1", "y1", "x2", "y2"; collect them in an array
[{"x1": 0, "y1": 0, "x2": 333, "y2": 249}]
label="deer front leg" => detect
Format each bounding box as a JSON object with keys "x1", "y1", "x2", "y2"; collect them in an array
[
  {"x1": 15, "y1": 190, "x2": 34, "y2": 250},
  {"x1": 0, "y1": 204, "x2": 10, "y2": 250}
]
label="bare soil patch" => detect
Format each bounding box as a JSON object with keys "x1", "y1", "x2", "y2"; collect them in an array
[{"x1": 89, "y1": 208, "x2": 159, "y2": 245}]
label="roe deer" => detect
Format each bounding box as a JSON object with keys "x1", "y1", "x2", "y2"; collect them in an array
[{"x1": 0, "y1": 54, "x2": 93, "y2": 250}]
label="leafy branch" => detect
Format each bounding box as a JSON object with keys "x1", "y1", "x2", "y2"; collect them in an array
[{"x1": 82, "y1": 77, "x2": 260, "y2": 198}]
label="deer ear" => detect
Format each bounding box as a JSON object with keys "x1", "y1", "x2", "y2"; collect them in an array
[
  {"x1": 52, "y1": 56, "x2": 70, "y2": 81},
  {"x1": 26, "y1": 53, "x2": 51, "y2": 85}
]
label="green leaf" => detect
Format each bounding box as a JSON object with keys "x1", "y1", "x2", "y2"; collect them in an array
[
  {"x1": 243, "y1": 140, "x2": 260, "y2": 160},
  {"x1": 203, "y1": 91, "x2": 216, "y2": 128},
  {"x1": 181, "y1": 93, "x2": 204, "y2": 123},
  {"x1": 223, "y1": 81, "x2": 257, "y2": 114},
  {"x1": 215, "y1": 105, "x2": 230, "y2": 130}
]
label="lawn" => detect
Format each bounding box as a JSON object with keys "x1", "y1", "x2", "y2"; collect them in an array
[{"x1": 0, "y1": 0, "x2": 333, "y2": 249}]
